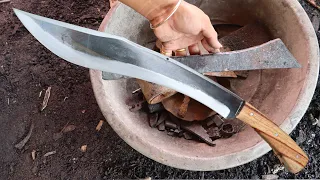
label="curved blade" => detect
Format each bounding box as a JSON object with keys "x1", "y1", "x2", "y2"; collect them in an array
[{"x1": 13, "y1": 8, "x2": 244, "y2": 118}]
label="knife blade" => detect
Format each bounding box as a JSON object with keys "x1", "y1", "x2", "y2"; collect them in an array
[
  {"x1": 13, "y1": 8, "x2": 244, "y2": 118},
  {"x1": 102, "y1": 39, "x2": 301, "y2": 80},
  {"x1": 14, "y1": 9, "x2": 308, "y2": 173}
]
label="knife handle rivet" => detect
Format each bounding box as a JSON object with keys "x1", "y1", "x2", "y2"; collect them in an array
[
  {"x1": 274, "y1": 133, "x2": 279, "y2": 137},
  {"x1": 250, "y1": 112, "x2": 254, "y2": 116},
  {"x1": 296, "y1": 154, "x2": 300, "y2": 159}
]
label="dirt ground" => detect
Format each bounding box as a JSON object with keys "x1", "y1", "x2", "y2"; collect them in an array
[{"x1": 0, "y1": 0, "x2": 319, "y2": 179}]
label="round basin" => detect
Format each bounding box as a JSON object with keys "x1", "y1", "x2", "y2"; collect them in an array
[{"x1": 90, "y1": 0, "x2": 319, "y2": 171}]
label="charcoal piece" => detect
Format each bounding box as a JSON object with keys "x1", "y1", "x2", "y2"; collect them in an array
[
  {"x1": 125, "y1": 91, "x2": 144, "y2": 106},
  {"x1": 156, "y1": 111, "x2": 168, "y2": 127},
  {"x1": 207, "y1": 126, "x2": 221, "y2": 139},
  {"x1": 157, "y1": 121, "x2": 165, "y2": 131},
  {"x1": 220, "y1": 123, "x2": 235, "y2": 138},
  {"x1": 204, "y1": 116, "x2": 216, "y2": 128},
  {"x1": 167, "y1": 131, "x2": 176, "y2": 137},
  {"x1": 165, "y1": 119, "x2": 178, "y2": 129},
  {"x1": 148, "y1": 113, "x2": 159, "y2": 128},
  {"x1": 174, "y1": 129, "x2": 182, "y2": 134},
  {"x1": 129, "y1": 101, "x2": 145, "y2": 112},
  {"x1": 181, "y1": 123, "x2": 215, "y2": 146},
  {"x1": 168, "y1": 113, "x2": 181, "y2": 125},
  {"x1": 212, "y1": 115, "x2": 224, "y2": 127},
  {"x1": 148, "y1": 103, "x2": 164, "y2": 113},
  {"x1": 178, "y1": 130, "x2": 185, "y2": 137},
  {"x1": 183, "y1": 132, "x2": 193, "y2": 140},
  {"x1": 216, "y1": 78, "x2": 231, "y2": 89}
]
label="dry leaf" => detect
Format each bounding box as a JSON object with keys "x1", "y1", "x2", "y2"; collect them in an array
[
  {"x1": 162, "y1": 93, "x2": 216, "y2": 121},
  {"x1": 177, "y1": 96, "x2": 190, "y2": 118},
  {"x1": 136, "y1": 79, "x2": 177, "y2": 104},
  {"x1": 80, "y1": 145, "x2": 87, "y2": 152},
  {"x1": 41, "y1": 87, "x2": 51, "y2": 111},
  {"x1": 96, "y1": 120, "x2": 104, "y2": 131},
  {"x1": 62, "y1": 125, "x2": 76, "y2": 133}
]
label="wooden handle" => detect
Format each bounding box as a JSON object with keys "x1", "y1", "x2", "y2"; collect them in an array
[{"x1": 236, "y1": 102, "x2": 308, "y2": 173}]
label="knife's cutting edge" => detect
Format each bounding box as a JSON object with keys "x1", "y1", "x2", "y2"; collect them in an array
[{"x1": 13, "y1": 8, "x2": 245, "y2": 119}]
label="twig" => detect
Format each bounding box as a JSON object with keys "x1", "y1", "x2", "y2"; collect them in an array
[
  {"x1": 96, "y1": 120, "x2": 104, "y2": 131},
  {"x1": 15, "y1": 123, "x2": 34, "y2": 149},
  {"x1": 31, "y1": 150, "x2": 36, "y2": 160},
  {"x1": 305, "y1": 0, "x2": 320, "y2": 10},
  {"x1": 44, "y1": 151, "x2": 56, "y2": 157},
  {"x1": 132, "y1": 88, "x2": 141, "y2": 94},
  {"x1": 0, "y1": 0, "x2": 10, "y2": 4}
]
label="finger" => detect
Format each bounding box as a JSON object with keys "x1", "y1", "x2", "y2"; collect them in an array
[
  {"x1": 152, "y1": 39, "x2": 161, "y2": 52},
  {"x1": 201, "y1": 38, "x2": 220, "y2": 53},
  {"x1": 162, "y1": 34, "x2": 203, "y2": 50},
  {"x1": 202, "y1": 22, "x2": 223, "y2": 50},
  {"x1": 198, "y1": 42, "x2": 209, "y2": 55},
  {"x1": 188, "y1": 44, "x2": 200, "y2": 55},
  {"x1": 156, "y1": 39, "x2": 162, "y2": 50},
  {"x1": 161, "y1": 45, "x2": 173, "y2": 56},
  {"x1": 175, "y1": 48, "x2": 188, "y2": 56}
]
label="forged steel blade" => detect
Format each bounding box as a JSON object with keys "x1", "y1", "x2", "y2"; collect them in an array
[
  {"x1": 175, "y1": 38, "x2": 301, "y2": 72},
  {"x1": 102, "y1": 39, "x2": 301, "y2": 80},
  {"x1": 13, "y1": 9, "x2": 245, "y2": 118}
]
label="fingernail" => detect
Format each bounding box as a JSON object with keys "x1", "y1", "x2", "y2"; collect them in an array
[{"x1": 213, "y1": 48, "x2": 220, "y2": 53}]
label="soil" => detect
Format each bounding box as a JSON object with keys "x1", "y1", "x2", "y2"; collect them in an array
[{"x1": 0, "y1": 0, "x2": 319, "y2": 179}]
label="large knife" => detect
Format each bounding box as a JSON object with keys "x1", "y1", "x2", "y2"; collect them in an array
[
  {"x1": 13, "y1": 9, "x2": 308, "y2": 173},
  {"x1": 102, "y1": 38, "x2": 301, "y2": 80}
]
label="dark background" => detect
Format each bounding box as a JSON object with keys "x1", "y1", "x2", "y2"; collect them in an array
[{"x1": 0, "y1": 0, "x2": 319, "y2": 179}]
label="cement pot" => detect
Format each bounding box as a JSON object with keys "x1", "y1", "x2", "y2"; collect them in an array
[{"x1": 90, "y1": 0, "x2": 319, "y2": 171}]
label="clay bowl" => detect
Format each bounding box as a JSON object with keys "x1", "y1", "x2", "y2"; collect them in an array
[{"x1": 90, "y1": 0, "x2": 319, "y2": 171}]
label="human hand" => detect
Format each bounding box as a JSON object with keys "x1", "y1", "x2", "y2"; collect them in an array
[{"x1": 151, "y1": 1, "x2": 222, "y2": 56}]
